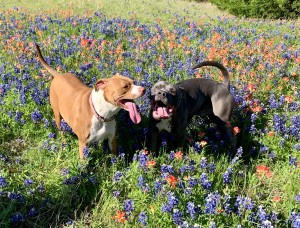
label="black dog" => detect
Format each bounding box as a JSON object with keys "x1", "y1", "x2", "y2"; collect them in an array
[{"x1": 146, "y1": 61, "x2": 235, "y2": 155}]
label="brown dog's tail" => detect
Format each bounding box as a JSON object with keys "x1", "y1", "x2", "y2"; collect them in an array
[
  {"x1": 35, "y1": 43, "x2": 60, "y2": 78},
  {"x1": 192, "y1": 61, "x2": 230, "y2": 89}
]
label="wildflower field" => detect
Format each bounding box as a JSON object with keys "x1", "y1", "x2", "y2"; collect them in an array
[{"x1": 0, "y1": 2, "x2": 300, "y2": 228}]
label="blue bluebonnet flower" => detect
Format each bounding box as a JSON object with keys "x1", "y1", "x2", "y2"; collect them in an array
[
  {"x1": 63, "y1": 176, "x2": 79, "y2": 185},
  {"x1": 179, "y1": 165, "x2": 189, "y2": 175},
  {"x1": 273, "y1": 114, "x2": 286, "y2": 134},
  {"x1": 235, "y1": 196, "x2": 255, "y2": 216},
  {"x1": 269, "y1": 94, "x2": 278, "y2": 109},
  {"x1": 31, "y1": 109, "x2": 43, "y2": 122},
  {"x1": 188, "y1": 177, "x2": 197, "y2": 188},
  {"x1": 83, "y1": 146, "x2": 90, "y2": 158},
  {"x1": 231, "y1": 147, "x2": 243, "y2": 164},
  {"x1": 209, "y1": 221, "x2": 217, "y2": 228},
  {"x1": 89, "y1": 176, "x2": 97, "y2": 184},
  {"x1": 138, "y1": 152, "x2": 148, "y2": 168},
  {"x1": 269, "y1": 152, "x2": 276, "y2": 159},
  {"x1": 138, "y1": 211, "x2": 148, "y2": 226},
  {"x1": 223, "y1": 194, "x2": 232, "y2": 214},
  {"x1": 205, "y1": 191, "x2": 221, "y2": 214},
  {"x1": 0, "y1": 176, "x2": 8, "y2": 187},
  {"x1": 289, "y1": 155, "x2": 298, "y2": 167},
  {"x1": 113, "y1": 171, "x2": 123, "y2": 182},
  {"x1": 38, "y1": 183, "x2": 45, "y2": 193},
  {"x1": 172, "y1": 209, "x2": 183, "y2": 226},
  {"x1": 60, "y1": 168, "x2": 70, "y2": 176},
  {"x1": 162, "y1": 191, "x2": 179, "y2": 213},
  {"x1": 60, "y1": 120, "x2": 73, "y2": 133},
  {"x1": 137, "y1": 175, "x2": 145, "y2": 187},
  {"x1": 48, "y1": 132, "x2": 57, "y2": 139},
  {"x1": 110, "y1": 157, "x2": 117, "y2": 164},
  {"x1": 257, "y1": 205, "x2": 269, "y2": 223},
  {"x1": 8, "y1": 192, "x2": 25, "y2": 203},
  {"x1": 154, "y1": 179, "x2": 163, "y2": 195},
  {"x1": 161, "y1": 164, "x2": 175, "y2": 174},
  {"x1": 223, "y1": 168, "x2": 233, "y2": 184},
  {"x1": 270, "y1": 211, "x2": 278, "y2": 223},
  {"x1": 295, "y1": 193, "x2": 300, "y2": 202},
  {"x1": 250, "y1": 113, "x2": 257, "y2": 123},
  {"x1": 208, "y1": 163, "x2": 216, "y2": 173},
  {"x1": 260, "y1": 146, "x2": 269, "y2": 153},
  {"x1": 169, "y1": 151, "x2": 175, "y2": 161},
  {"x1": 186, "y1": 201, "x2": 199, "y2": 220},
  {"x1": 199, "y1": 157, "x2": 208, "y2": 169},
  {"x1": 113, "y1": 190, "x2": 120, "y2": 198},
  {"x1": 24, "y1": 178, "x2": 34, "y2": 187},
  {"x1": 123, "y1": 199, "x2": 134, "y2": 215},
  {"x1": 199, "y1": 173, "x2": 212, "y2": 190},
  {"x1": 15, "y1": 111, "x2": 24, "y2": 123},
  {"x1": 28, "y1": 207, "x2": 38, "y2": 217},
  {"x1": 11, "y1": 212, "x2": 25, "y2": 224}
]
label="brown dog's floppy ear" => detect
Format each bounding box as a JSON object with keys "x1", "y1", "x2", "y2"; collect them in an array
[{"x1": 95, "y1": 79, "x2": 109, "y2": 91}]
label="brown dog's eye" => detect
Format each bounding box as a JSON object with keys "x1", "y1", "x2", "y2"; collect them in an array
[{"x1": 124, "y1": 84, "x2": 129, "y2": 89}]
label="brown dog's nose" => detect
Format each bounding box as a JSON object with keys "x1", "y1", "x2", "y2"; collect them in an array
[{"x1": 139, "y1": 87, "x2": 145, "y2": 95}]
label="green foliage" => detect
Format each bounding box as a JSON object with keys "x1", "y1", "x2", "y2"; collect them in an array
[{"x1": 209, "y1": 0, "x2": 300, "y2": 19}]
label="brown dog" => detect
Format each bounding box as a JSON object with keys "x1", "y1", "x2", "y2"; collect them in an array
[{"x1": 36, "y1": 44, "x2": 145, "y2": 159}]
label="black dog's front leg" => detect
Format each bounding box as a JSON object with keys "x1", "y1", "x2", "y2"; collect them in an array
[
  {"x1": 171, "y1": 118, "x2": 189, "y2": 151},
  {"x1": 146, "y1": 118, "x2": 161, "y2": 156}
]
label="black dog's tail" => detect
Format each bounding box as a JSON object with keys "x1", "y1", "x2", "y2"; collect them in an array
[{"x1": 192, "y1": 61, "x2": 230, "y2": 89}]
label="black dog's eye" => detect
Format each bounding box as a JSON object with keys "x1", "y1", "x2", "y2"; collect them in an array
[{"x1": 169, "y1": 88, "x2": 176, "y2": 95}]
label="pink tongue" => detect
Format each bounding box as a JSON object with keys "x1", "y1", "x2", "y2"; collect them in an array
[
  {"x1": 157, "y1": 107, "x2": 170, "y2": 118},
  {"x1": 125, "y1": 101, "x2": 141, "y2": 124}
]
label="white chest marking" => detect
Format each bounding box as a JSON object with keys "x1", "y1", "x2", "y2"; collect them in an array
[
  {"x1": 156, "y1": 118, "x2": 172, "y2": 133},
  {"x1": 88, "y1": 116, "x2": 116, "y2": 143},
  {"x1": 88, "y1": 89, "x2": 119, "y2": 143}
]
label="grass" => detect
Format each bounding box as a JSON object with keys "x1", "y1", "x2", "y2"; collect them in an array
[
  {"x1": 2, "y1": 0, "x2": 230, "y2": 25},
  {"x1": 0, "y1": 0, "x2": 300, "y2": 228}
]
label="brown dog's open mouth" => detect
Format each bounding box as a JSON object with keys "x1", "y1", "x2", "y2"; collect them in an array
[
  {"x1": 118, "y1": 99, "x2": 141, "y2": 124},
  {"x1": 152, "y1": 101, "x2": 175, "y2": 120}
]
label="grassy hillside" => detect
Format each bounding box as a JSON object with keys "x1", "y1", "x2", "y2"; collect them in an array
[{"x1": 2, "y1": 0, "x2": 230, "y2": 25}]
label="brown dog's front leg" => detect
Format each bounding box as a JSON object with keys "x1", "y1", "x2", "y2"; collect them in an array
[
  {"x1": 109, "y1": 137, "x2": 118, "y2": 156},
  {"x1": 78, "y1": 140, "x2": 86, "y2": 159}
]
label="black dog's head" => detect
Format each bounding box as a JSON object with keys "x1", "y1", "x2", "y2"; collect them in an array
[{"x1": 150, "y1": 81, "x2": 182, "y2": 120}]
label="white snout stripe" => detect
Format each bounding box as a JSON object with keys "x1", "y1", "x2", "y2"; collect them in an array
[{"x1": 131, "y1": 85, "x2": 142, "y2": 95}]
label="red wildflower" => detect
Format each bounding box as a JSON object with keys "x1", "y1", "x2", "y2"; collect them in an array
[
  {"x1": 272, "y1": 196, "x2": 281, "y2": 202},
  {"x1": 285, "y1": 96, "x2": 294, "y2": 103},
  {"x1": 112, "y1": 210, "x2": 127, "y2": 223},
  {"x1": 232, "y1": 126, "x2": 241, "y2": 135},
  {"x1": 174, "y1": 151, "x2": 183, "y2": 160},
  {"x1": 198, "y1": 132, "x2": 205, "y2": 137},
  {"x1": 246, "y1": 84, "x2": 257, "y2": 92},
  {"x1": 80, "y1": 37, "x2": 90, "y2": 47},
  {"x1": 146, "y1": 160, "x2": 156, "y2": 168},
  {"x1": 165, "y1": 175, "x2": 178, "y2": 188},
  {"x1": 256, "y1": 165, "x2": 272, "y2": 178},
  {"x1": 200, "y1": 140, "x2": 207, "y2": 147}
]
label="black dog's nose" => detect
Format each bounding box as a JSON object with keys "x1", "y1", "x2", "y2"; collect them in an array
[{"x1": 158, "y1": 91, "x2": 166, "y2": 97}]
